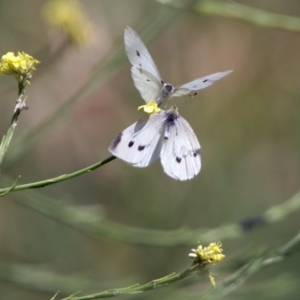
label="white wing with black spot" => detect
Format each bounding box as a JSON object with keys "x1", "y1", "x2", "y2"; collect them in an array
[
  {"x1": 172, "y1": 70, "x2": 232, "y2": 98},
  {"x1": 130, "y1": 67, "x2": 162, "y2": 102},
  {"x1": 161, "y1": 113, "x2": 201, "y2": 180},
  {"x1": 108, "y1": 112, "x2": 165, "y2": 167},
  {"x1": 124, "y1": 26, "x2": 163, "y2": 102},
  {"x1": 124, "y1": 26, "x2": 162, "y2": 81}
]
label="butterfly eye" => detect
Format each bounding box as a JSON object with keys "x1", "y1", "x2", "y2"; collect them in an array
[{"x1": 165, "y1": 84, "x2": 173, "y2": 93}]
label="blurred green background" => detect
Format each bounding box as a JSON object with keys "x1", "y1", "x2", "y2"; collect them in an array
[{"x1": 0, "y1": 0, "x2": 300, "y2": 299}]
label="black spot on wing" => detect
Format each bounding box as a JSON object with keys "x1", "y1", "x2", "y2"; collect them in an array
[
  {"x1": 128, "y1": 141, "x2": 134, "y2": 147},
  {"x1": 110, "y1": 132, "x2": 122, "y2": 150},
  {"x1": 138, "y1": 145, "x2": 145, "y2": 151},
  {"x1": 176, "y1": 157, "x2": 182, "y2": 163},
  {"x1": 203, "y1": 79, "x2": 208, "y2": 83},
  {"x1": 193, "y1": 149, "x2": 200, "y2": 157},
  {"x1": 136, "y1": 50, "x2": 140, "y2": 57}
]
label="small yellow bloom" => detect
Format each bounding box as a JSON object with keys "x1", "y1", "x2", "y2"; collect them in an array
[
  {"x1": 138, "y1": 101, "x2": 161, "y2": 114},
  {"x1": 43, "y1": 0, "x2": 96, "y2": 46},
  {"x1": 0, "y1": 52, "x2": 39, "y2": 79},
  {"x1": 189, "y1": 242, "x2": 225, "y2": 287},
  {"x1": 190, "y1": 242, "x2": 225, "y2": 264}
]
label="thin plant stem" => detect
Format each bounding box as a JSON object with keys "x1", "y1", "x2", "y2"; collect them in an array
[
  {"x1": 0, "y1": 156, "x2": 116, "y2": 196},
  {"x1": 7, "y1": 182, "x2": 300, "y2": 246},
  {"x1": 201, "y1": 231, "x2": 300, "y2": 299},
  {"x1": 60, "y1": 231, "x2": 300, "y2": 300},
  {"x1": 62, "y1": 263, "x2": 199, "y2": 300},
  {"x1": 0, "y1": 231, "x2": 299, "y2": 299},
  {"x1": 156, "y1": 0, "x2": 300, "y2": 32},
  {"x1": 0, "y1": 81, "x2": 27, "y2": 165}
]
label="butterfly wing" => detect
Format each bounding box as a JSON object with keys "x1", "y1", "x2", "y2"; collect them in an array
[
  {"x1": 161, "y1": 110, "x2": 201, "y2": 180},
  {"x1": 125, "y1": 26, "x2": 162, "y2": 81},
  {"x1": 172, "y1": 70, "x2": 232, "y2": 98},
  {"x1": 124, "y1": 26, "x2": 162, "y2": 102},
  {"x1": 109, "y1": 112, "x2": 165, "y2": 167},
  {"x1": 131, "y1": 67, "x2": 162, "y2": 102}
]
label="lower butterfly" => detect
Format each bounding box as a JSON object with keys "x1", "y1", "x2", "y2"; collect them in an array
[{"x1": 109, "y1": 106, "x2": 200, "y2": 181}]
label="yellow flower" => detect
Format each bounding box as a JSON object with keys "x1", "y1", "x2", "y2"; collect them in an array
[
  {"x1": 138, "y1": 101, "x2": 161, "y2": 114},
  {"x1": 190, "y1": 242, "x2": 225, "y2": 264},
  {"x1": 43, "y1": 0, "x2": 96, "y2": 46},
  {"x1": 189, "y1": 242, "x2": 225, "y2": 287},
  {"x1": 0, "y1": 52, "x2": 40, "y2": 79}
]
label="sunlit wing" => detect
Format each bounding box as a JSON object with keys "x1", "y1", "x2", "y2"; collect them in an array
[{"x1": 172, "y1": 70, "x2": 232, "y2": 97}]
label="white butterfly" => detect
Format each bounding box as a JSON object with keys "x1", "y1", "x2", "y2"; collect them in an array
[
  {"x1": 109, "y1": 105, "x2": 201, "y2": 181},
  {"x1": 124, "y1": 26, "x2": 232, "y2": 103}
]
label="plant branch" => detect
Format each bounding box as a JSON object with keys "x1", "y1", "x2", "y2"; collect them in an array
[
  {"x1": 0, "y1": 231, "x2": 299, "y2": 299},
  {"x1": 8, "y1": 182, "x2": 300, "y2": 246},
  {"x1": 61, "y1": 231, "x2": 300, "y2": 299},
  {"x1": 0, "y1": 81, "x2": 27, "y2": 165},
  {"x1": 0, "y1": 156, "x2": 116, "y2": 195},
  {"x1": 62, "y1": 263, "x2": 199, "y2": 300},
  {"x1": 156, "y1": 0, "x2": 300, "y2": 32},
  {"x1": 201, "y1": 231, "x2": 300, "y2": 299}
]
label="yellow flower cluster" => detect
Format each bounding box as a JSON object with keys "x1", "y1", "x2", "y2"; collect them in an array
[
  {"x1": 190, "y1": 242, "x2": 225, "y2": 264},
  {"x1": 0, "y1": 52, "x2": 39, "y2": 78},
  {"x1": 189, "y1": 242, "x2": 225, "y2": 287},
  {"x1": 43, "y1": 0, "x2": 95, "y2": 46},
  {"x1": 138, "y1": 101, "x2": 161, "y2": 114}
]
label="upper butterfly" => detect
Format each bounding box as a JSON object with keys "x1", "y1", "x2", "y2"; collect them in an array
[{"x1": 124, "y1": 26, "x2": 232, "y2": 103}]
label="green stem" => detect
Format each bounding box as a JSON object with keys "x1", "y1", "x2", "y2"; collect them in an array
[
  {"x1": 202, "y1": 231, "x2": 300, "y2": 299},
  {"x1": 0, "y1": 81, "x2": 27, "y2": 165},
  {"x1": 62, "y1": 263, "x2": 199, "y2": 300},
  {"x1": 157, "y1": 0, "x2": 300, "y2": 32},
  {"x1": 0, "y1": 176, "x2": 21, "y2": 197},
  {"x1": 0, "y1": 231, "x2": 299, "y2": 299},
  {"x1": 0, "y1": 156, "x2": 116, "y2": 195},
  {"x1": 0, "y1": 122, "x2": 16, "y2": 165},
  {"x1": 8, "y1": 185, "x2": 300, "y2": 246},
  {"x1": 196, "y1": 1, "x2": 300, "y2": 32},
  {"x1": 62, "y1": 231, "x2": 300, "y2": 300}
]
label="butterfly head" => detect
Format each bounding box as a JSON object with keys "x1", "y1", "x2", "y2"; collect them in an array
[
  {"x1": 156, "y1": 83, "x2": 175, "y2": 104},
  {"x1": 163, "y1": 83, "x2": 174, "y2": 98}
]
